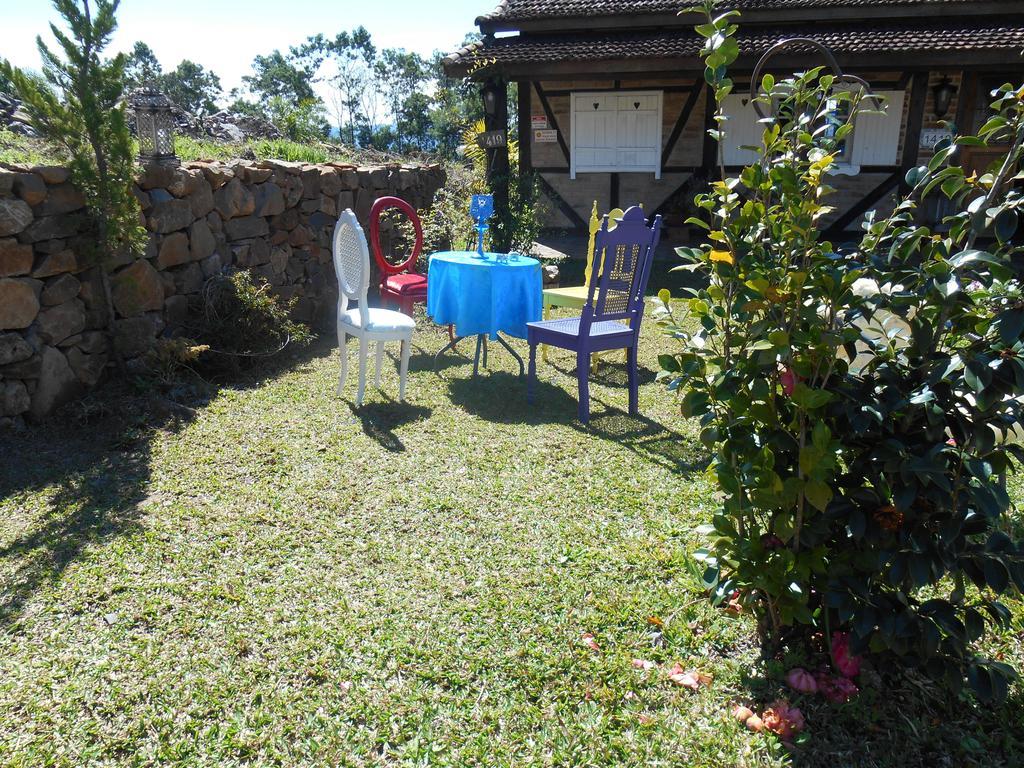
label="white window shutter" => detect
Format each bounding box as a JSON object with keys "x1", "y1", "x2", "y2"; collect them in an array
[
  {"x1": 571, "y1": 91, "x2": 662, "y2": 178},
  {"x1": 850, "y1": 90, "x2": 905, "y2": 167},
  {"x1": 721, "y1": 93, "x2": 762, "y2": 166}
]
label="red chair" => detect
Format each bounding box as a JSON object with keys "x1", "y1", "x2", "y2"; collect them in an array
[{"x1": 369, "y1": 196, "x2": 427, "y2": 316}]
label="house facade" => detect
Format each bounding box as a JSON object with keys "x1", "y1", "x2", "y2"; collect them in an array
[{"x1": 444, "y1": 0, "x2": 1024, "y2": 238}]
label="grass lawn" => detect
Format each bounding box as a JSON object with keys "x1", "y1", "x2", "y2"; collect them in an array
[{"x1": 1, "y1": 311, "x2": 1022, "y2": 767}]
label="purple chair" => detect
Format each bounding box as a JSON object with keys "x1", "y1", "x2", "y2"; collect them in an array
[{"x1": 527, "y1": 206, "x2": 662, "y2": 423}]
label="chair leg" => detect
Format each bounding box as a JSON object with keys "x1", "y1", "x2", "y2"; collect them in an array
[
  {"x1": 356, "y1": 338, "x2": 368, "y2": 406},
  {"x1": 627, "y1": 344, "x2": 639, "y2": 416},
  {"x1": 528, "y1": 342, "x2": 537, "y2": 403},
  {"x1": 337, "y1": 330, "x2": 348, "y2": 396},
  {"x1": 541, "y1": 304, "x2": 551, "y2": 362},
  {"x1": 374, "y1": 340, "x2": 385, "y2": 387},
  {"x1": 399, "y1": 337, "x2": 410, "y2": 401},
  {"x1": 577, "y1": 350, "x2": 590, "y2": 423}
]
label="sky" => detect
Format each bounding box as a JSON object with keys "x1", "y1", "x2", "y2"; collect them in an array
[{"x1": 4, "y1": 0, "x2": 490, "y2": 105}]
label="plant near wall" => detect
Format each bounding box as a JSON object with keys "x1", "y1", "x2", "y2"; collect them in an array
[
  {"x1": 1, "y1": 0, "x2": 144, "y2": 350},
  {"x1": 658, "y1": 0, "x2": 1024, "y2": 703}
]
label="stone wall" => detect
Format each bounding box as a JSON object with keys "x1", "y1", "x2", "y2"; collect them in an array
[{"x1": 0, "y1": 158, "x2": 445, "y2": 425}]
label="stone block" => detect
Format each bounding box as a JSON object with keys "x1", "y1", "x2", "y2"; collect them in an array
[
  {"x1": 225, "y1": 215, "x2": 269, "y2": 240},
  {"x1": 0, "y1": 333, "x2": 33, "y2": 365},
  {"x1": 36, "y1": 299, "x2": 86, "y2": 345},
  {"x1": 270, "y1": 244, "x2": 291, "y2": 275},
  {"x1": 163, "y1": 294, "x2": 190, "y2": 326},
  {"x1": 138, "y1": 164, "x2": 178, "y2": 191},
  {"x1": 288, "y1": 225, "x2": 312, "y2": 247},
  {"x1": 0, "y1": 238, "x2": 32, "y2": 276},
  {"x1": 174, "y1": 263, "x2": 204, "y2": 294},
  {"x1": 37, "y1": 183, "x2": 86, "y2": 215},
  {"x1": 320, "y1": 169, "x2": 341, "y2": 197},
  {"x1": 190, "y1": 219, "x2": 216, "y2": 261},
  {"x1": 200, "y1": 252, "x2": 223, "y2": 278},
  {"x1": 214, "y1": 178, "x2": 255, "y2": 220},
  {"x1": 29, "y1": 345, "x2": 82, "y2": 420},
  {"x1": 0, "y1": 199, "x2": 34, "y2": 236},
  {"x1": 248, "y1": 168, "x2": 273, "y2": 183},
  {"x1": 253, "y1": 182, "x2": 285, "y2": 217},
  {"x1": 111, "y1": 259, "x2": 164, "y2": 316},
  {"x1": 2, "y1": 380, "x2": 30, "y2": 416},
  {"x1": 319, "y1": 195, "x2": 337, "y2": 217},
  {"x1": 32, "y1": 249, "x2": 77, "y2": 277},
  {"x1": 190, "y1": 178, "x2": 215, "y2": 218},
  {"x1": 207, "y1": 211, "x2": 223, "y2": 233},
  {"x1": 271, "y1": 208, "x2": 300, "y2": 231},
  {"x1": 301, "y1": 166, "x2": 321, "y2": 198},
  {"x1": 34, "y1": 166, "x2": 70, "y2": 185},
  {"x1": 199, "y1": 163, "x2": 234, "y2": 190},
  {"x1": 337, "y1": 190, "x2": 354, "y2": 212},
  {"x1": 149, "y1": 188, "x2": 173, "y2": 203},
  {"x1": 34, "y1": 238, "x2": 67, "y2": 254},
  {"x1": 156, "y1": 232, "x2": 191, "y2": 269},
  {"x1": 13, "y1": 173, "x2": 46, "y2": 205},
  {"x1": 41, "y1": 273, "x2": 81, "y2": 306},
  {"x1": 0, "y1": 278, "x2": 40, "y2": 329},
  {"x1": 147, "y1": 198, "x2": 193, "y2": 234},
  {"x1": 167, "y1": 168, "x2": 202, "y2": 198},
  {"x1": 113, "y1": 314, "x2": 163, "y2": 357},
  {"x1": 76, "y1": 331, "x2": 108, "y2": 354},
  {"x1": 66, "y1": 347, "x2": 107, "y2": 386}
]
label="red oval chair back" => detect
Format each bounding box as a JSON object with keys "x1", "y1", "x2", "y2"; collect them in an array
[{"x1": 369, "y1": 196, "x2": 423, "y2": 277}]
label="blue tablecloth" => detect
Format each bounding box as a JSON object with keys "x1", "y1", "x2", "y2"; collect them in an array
[{"x1": 427, "y1": 251, "x2": 542, "y2": 339}]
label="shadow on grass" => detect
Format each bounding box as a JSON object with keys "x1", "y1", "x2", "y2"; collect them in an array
[
  {"x1": 0, "y1": 337, "x2": 335, "y2": 630},
  {"x1": 348, "y1": 397, "x2": 432, "y2": 452},
  {"x1": 446, "y1": 370, "x2": 709, "y2": 474},
  {"x1": 0, "y1": 400, "x2": 191, "y2": 629}
]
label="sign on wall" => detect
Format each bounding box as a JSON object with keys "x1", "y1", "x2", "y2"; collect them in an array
[
  {"x1": 920, "y1": 127, "x2": 954, "y2": 150},
  {"x1": 531, "y1": 115, "x2": 548, "y2": 130},
  {"x1": 534, "y1": 129, "x2": 558, "y2": 143},
  {"x1": 476, "y1": 130, "x2": 507, "y2": 149}
]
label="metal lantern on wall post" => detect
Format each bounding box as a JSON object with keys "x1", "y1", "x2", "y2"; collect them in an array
[{"x1": 130, "y1": 88, "x2": 179, "y2": 167}]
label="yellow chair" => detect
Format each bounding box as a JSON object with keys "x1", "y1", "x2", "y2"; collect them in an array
[{"x1": 541, "y1": 202, "x2": 627, "y2": 369}]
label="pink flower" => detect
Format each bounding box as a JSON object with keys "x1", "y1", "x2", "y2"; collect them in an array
[
  {"x1": 732, "y1": 705, "x2": 754, "y2": 723},
  {"x1": 667, "y1": 662, "x2": 711, "y2": 689},
  {"x1": 786, "y1": 667, "x2": 818, "y2": 694},
  {"x1": 780, "y1": 367, "x2": 799, "y2": 396},
  {"x1": 815, "y1": 671, "x2": 859, "y2": 703},
  {"x1": 580, "y1": 632, "x2": 600, "y2": 652},
  {"x1": 632, "y1": 658, "x2": 656, "y2": 671},
  {"x1": 831, "y1": 632, "x2": 862, "y2": 678}
]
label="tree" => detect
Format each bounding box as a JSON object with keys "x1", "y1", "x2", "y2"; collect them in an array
[
  {"x1": 427, "y1": 41, "x2": 483, "y2": 157},
  {"x1": 123, "y1": 40, "x2": 161, "y2": 89},
  {"x1": 161, "y1": 59, "x2": 221, "y2": 115},
  {"x1": 375, "y1": 48, "x2": 425, "y2": 152},
  {"x1": 329, "y1": 27, "x2": 376, "y2": 145},
  {"x1": 0, "y1": 0, "x2": 143, "y2": 363},
  {"x1": 243, "y1": 50, "x2": 317, "y2": 106}
]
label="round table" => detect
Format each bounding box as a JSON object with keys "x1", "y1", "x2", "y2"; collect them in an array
[{"x1": 426, "y1": 250, "x2": 542, "y2": 375}]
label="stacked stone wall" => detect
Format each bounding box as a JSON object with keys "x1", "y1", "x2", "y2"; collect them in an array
[{"x1": 0, "y1": 158, "x2": 445, "y2": 424}]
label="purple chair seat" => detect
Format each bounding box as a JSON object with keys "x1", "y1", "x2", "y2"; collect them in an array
[{"x1": 527, "y1": 206, "x2": 662, "y2": 423}]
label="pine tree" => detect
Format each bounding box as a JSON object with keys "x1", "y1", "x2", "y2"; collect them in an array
[
  {"x1": 1, "y1": 0, "x2": 144, "y2": 355},
  {"x1": 1, "y1": 0, "x2": 143, "y2": 259}
]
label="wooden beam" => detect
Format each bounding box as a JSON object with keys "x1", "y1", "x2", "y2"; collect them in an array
[
  {"x1": 483, "y1": 79, "x2": 511, "y2": 251},
  {"x1": 518, "y1": 81, "x2": 532, "y2": 174},
  {"x1": 825, "y1": 171, "x2": 901, "y2": 236},
  {"x1": 534, "y1": 83, "x2": 571, "y2": 167},
  {"x1": 537, "y1": 174, "x2": 587, "y2": 230},
  {"x1": 899, "y1": 71, "x2": 931, "y2": 193},
  {"x1": 610, "y1": 172, "x2": 620, "y2": 209},
  {"x1": 542, "y1": 85, "x2": 695, "y2": 97},
  {"x1": 955, "y1": 70, "x2": 978, "y2": 133},
  {"x1": 661, "y1": 82, "x2": 704, "y2": 168}
]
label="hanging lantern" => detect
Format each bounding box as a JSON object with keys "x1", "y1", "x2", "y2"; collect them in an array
[
  {"x1": 932, "y1": 76, "x2": 957, "y2": 120},
  {"x1": 130, "y1": 88, "x2": 179, "y2": 167}
]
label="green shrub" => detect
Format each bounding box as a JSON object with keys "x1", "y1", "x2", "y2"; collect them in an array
[
  {"x1": 659, "y1": 2, "x2": 1024, "y2": 703},
  {"x1": 193, "y1": 271, "x2": 312, "y2": 365}
]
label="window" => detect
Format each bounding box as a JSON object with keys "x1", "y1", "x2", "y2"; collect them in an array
[
  {"x1": 570, "y1": 90, "x2": 663, "y2": 179},
  {"x1": 720, "y1": 90, "x2": 906, "y2": 173}
]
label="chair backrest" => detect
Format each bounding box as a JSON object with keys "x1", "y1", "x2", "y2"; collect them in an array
[
  {"x1": 332, "y1": 208, "x2": 371, "y2": 327},
  {"x1": 583, "y1": 206, "x2": 662, "y2": 330},
  {"x1": 369, "y1": 196, "x2": 423, "y2": 278},
  {"x1": 583, "y1": 201, "x2": 625, "y2": 288}
]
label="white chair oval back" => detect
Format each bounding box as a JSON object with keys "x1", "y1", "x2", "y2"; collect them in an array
[{"x1": 333, "y1": 209, "x2": 370, "y2": 327}]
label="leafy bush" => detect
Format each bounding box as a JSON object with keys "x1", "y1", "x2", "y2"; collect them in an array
[
  {"x1": 658, "y1": 2, "x2": 1024, "y2": 703},
  {"x1": 193, "y1": 271, "x2": 312, "y2": 365}
]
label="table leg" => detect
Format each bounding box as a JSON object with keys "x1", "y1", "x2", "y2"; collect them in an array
[
  {"x1": 493, "y1": 333, "x2": 525, "y2": 377},
  {"x1": 433, "y1": 334, "x2": 469, "y2": 370},
  {"x1": 473, "y1": 335, "x2": 484, "y2": 376}
]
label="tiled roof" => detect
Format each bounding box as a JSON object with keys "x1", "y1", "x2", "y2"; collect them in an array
[
  {"x1": 479, "y1": 0, "x2": 979, "y2": 23},
  {"x1": 446, "y1": 21, "x2": 1024, "y2": 72}
]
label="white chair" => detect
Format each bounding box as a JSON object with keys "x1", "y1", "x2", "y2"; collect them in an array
[{"x1": 332, "y1": 209, "x2": 415, "y2": 405}]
